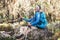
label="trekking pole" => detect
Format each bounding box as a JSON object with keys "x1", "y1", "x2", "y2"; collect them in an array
[
  {"x1": 24, "y1": 25, "x2": 31, "y2": 40},
  {"x1": 25, "y1": 32, "x2": 28, "y2": 40},
  {"x1": 25, "y1": 24, "x2": 32, "y2": 40}
]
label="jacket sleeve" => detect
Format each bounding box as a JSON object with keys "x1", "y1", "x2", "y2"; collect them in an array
[
  {"x1": 30, "y1": 12, "x2": 40, "y2": 26},
  {"x1": 23, "y1": 17, "x2": 33, "y2": 22}
]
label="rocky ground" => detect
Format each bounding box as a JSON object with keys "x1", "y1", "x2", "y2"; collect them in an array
[{"x1": 0, "y1": 21, "x2": 60, "y2": 40}]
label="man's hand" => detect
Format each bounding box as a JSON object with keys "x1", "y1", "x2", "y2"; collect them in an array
[
  {"x1": 28, "y1": 23, "x2": 31, "y2": 28},
  {"x1": 28, "y1": 22, "x2": 31, "y2": 26},
  {"x1": 20, "y1": 15, "x2": 24, "y2": 18},
  {"x1": 19, "y1": 15, "x2": 24, "y2": 21},
  {"x1": 20, "y1": 15, "x2": 23, "y2": 18}
]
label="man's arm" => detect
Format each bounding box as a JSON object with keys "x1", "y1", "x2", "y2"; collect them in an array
[
  {"x1": 23, "y1": 17, "x2": 33, "y2": 22},
  {"x1": 20, "y1": 15, "x2": 34, "y2": 22},
  {"x1": 30, "y1": 12, "x2": 40, "y2": 26}
]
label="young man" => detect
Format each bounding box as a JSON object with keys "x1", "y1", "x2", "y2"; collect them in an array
[
  {"x1": 20, "y1": 5, "x2": 48, "y2": 40},
  {"x1": 21, "y1": 5, "x2": 48, "y2": 29}
]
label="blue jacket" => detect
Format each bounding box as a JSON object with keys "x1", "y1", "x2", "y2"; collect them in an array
[{"x1": 23, "y1": 11, "x2": 48, "y2": 29}]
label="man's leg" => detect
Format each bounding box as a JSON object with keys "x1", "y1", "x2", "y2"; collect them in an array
[{"x1": 27, "y1": 27, "x2": 49, "y2": 40}]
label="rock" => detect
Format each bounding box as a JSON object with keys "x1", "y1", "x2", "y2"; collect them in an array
[
  {"x1": 26, "y1": 28, "x2": 53, "y2": 40},
  {"x1": 0, "y1": 31, "x2": 11, "y2": 38},
  {"x1": 58, "y1": 38, "x2": 60, "y2": 40},
  {"x1": 20, "y1": 21, "x2": 27, "y2": 26}
]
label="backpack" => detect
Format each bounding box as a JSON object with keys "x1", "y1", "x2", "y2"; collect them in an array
[{"x1": 39, "y1": 12, "x2": 47, "y2": 23}]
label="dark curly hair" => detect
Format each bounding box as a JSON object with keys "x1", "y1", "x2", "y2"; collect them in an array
[{"x1": 37, "y1": 5, "x2": 41, "y2": 9}]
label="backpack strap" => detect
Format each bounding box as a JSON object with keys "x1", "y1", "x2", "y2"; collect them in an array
[{"x1": 40, "y1": 12, "x2": 42, "y2": 18}]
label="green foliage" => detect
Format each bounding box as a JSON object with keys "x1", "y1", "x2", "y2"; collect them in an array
[
  {"x1": 0, "y1": 13, "x2": 3, "y2": 19},
  {"x1": 0, "y1": 25, "x2": 13, "y2": 32},
  {"x1": 0, "y1": 37, "x2": 16, "y2": 40}
]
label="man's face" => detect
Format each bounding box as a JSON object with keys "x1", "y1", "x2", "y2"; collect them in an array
[{"x1": 35, "y1": 5, "x2": 40, "y2": 11}]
